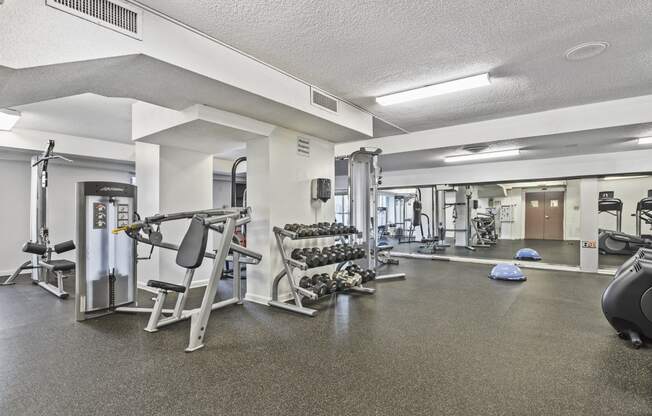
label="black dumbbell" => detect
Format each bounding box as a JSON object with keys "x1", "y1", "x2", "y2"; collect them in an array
[
  {"x1": 304, "y1": 252, "x2": 321, "y2": 268},
  {"x1": 291, "y1": 249, "x2": 304, "y2": 260},
  {"x1": 312, "y1": 281, "x2": 327, "y2": 297},
  {"x1": 299, "y1": 276, "x2": 312, "y2": 289},
  {"x1": 326, "y1": 280, "x2": 337, "y2": 293},
  {"x1": 311, "y1": 274, "x2": 322, "y2": 285}
]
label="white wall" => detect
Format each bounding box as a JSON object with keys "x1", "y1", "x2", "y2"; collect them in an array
[
  {"x1": 565, "y1": 180, "x2": 582, "y2": 240},
  {"x1": 246, "y1": 128, "x2": 335, "y2": 303},
  {"x1": 157, "y1": 147, "x2": 214, "y2": 284},
  {"x1": 381, "y1": 148, "x2": 652, "y2": 188},
  {"x1": 0, "y1": 155, "x2": 132, "y2": 274},
  {"x1": 598, "y1": 176, "x2": 652, "y2": 235},
  {"x1": 213, "y1": 179, "x2": 231, "y2": 209}
]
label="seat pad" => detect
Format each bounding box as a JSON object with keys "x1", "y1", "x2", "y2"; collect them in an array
[{"x1": 147, "y1": 280, "x2": 187, "y2": 293}]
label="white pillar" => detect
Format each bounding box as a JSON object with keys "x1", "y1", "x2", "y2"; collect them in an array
[
  {"x1": 454, "y1": 187, "x2": 468, "y2": 247},
  {"x1": 245, "y1": 128, "x2": 335, "y2": 304},
  {"x1": 135, "y1": 143, "x2": 214, "y2": 285},
  {"x1": 135, "y1": 142, "x2": 160, "y2": 284},
  {"x1": 579, "y1": 178, "x2": 599, "y2": 272}
]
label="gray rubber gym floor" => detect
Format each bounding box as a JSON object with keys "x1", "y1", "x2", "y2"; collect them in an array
[
  {"x1": 391, "y1": 238, "x2": 628, "y2": 268},
  {"x1": 1, "y1": 260, "x2": 650, "y2": 415}
]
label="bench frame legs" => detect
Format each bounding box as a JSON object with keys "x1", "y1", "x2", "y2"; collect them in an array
[{"x1": 2, "y1": 261, "x2": 69, "y2": 299}]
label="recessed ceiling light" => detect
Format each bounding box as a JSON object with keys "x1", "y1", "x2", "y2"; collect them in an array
[
  {"x1": 0, "y1": 109, "x2": 21, "y2": 131},
  {"x1": 444, "y1": 149, "x2": 520, "y2": 163},
  {"x1": 565, "y1": 41, "x2": 609, "y2": 61},
  {"x1": 638, "y1": 136, "x2": 652, "y2": 145},
  {"x1": 376, "y1": 73, "x2": 491, "y2": 106}
]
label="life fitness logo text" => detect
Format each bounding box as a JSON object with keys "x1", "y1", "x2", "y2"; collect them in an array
[{"x1": 99, "y1": 187, "x2": 125, "y2": 193}]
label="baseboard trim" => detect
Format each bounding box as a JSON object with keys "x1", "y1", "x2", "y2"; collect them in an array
[
  {"x1": 244, "y1": 293, "x2": 270, "y2": 305},
  {"x1": 244, "y1": 292, "x2": 294, "y2": 305}
]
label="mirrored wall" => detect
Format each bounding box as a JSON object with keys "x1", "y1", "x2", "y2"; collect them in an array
[{"x1": 373, "y1": 174, "x2": 652, "y2": 271}]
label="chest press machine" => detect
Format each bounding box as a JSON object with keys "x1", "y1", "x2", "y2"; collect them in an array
[
  {"x1": 74, "y1": 183, "x2": 262, "y2": 352},
  {"x1": 2, "y1": 140, "x2": 76, "y2": 298}
]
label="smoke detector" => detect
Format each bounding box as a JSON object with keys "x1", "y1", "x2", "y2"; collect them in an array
[{"x1": 565, "y1": 41, "x2": 609, "y2": 61}]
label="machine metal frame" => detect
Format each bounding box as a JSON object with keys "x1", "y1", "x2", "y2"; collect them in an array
[
  {"x1": 1, "y1": 140, "x2": 75, "y2": 298},
  {"x1": 349, "y1": 148, "x2": 406, "y2": 280},
  {"x1": 598, "y1": 196, "x2": 623, "y2": 232},
  {"x1": 76, "y1": 204, "x2": 262, "y2": 352}
]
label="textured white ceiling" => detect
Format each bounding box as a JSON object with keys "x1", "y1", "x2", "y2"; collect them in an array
[
  {"x1": 134, "y1": 0, "x2": 652, "y2": 134},
  {"x1": 14, "y1": 93, "x2": 133, "y2": 142},
  {"x1": 377, "y1": 122, "x2": 652, "y2": 171}
]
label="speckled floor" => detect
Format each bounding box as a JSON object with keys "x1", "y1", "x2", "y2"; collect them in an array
[{"x1": 1, "y1": 260, "x2": 650, "y2": 415}]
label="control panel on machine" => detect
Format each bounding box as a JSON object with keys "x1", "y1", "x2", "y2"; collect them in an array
[{"x1": 93, "y1": 202, "x2": 107, "y2": 229}]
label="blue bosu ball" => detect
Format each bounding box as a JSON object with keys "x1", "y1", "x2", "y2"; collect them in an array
[
  {"x1": 514, "y1": 248, "x2": 542, "y2": 261},
  {"x1": 489, "y1": 263, "x2": 527, "y2": 281}
]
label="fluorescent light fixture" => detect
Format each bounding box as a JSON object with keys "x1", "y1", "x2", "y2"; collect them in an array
[
  {"x1": 444, "y1": 149, "x2": 520, "y2": 163},
  {"x1": 381, "y1": 188, "x2": 417, "y2": 195},
  {"x1": 602, "y1": 175, "x2": 648, "y2": 181},
  {"x1": 638, "y1": 136, "x2": 652, "y2": 145},
  {"x1": 376, "y1": 73, "x2": 491, "y2": 106},
  {"x1": 0, "y1": 109, "x2": 21, "y2": 131}
]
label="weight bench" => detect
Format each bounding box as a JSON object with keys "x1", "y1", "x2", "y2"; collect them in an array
[
  {"x1": 143, "y1": 216, "x2": 208, "y2": 332},
  {"x1": 2, "y1": 240, "x2": 76, "y2": 299}
]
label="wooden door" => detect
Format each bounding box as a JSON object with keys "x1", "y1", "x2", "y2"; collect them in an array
[
  {"x1": 525, "y1": 192, "x2": 545, "y2": 239},
  {"x1": 543, "y1": 191, "x2": 564, "y2": 240}
]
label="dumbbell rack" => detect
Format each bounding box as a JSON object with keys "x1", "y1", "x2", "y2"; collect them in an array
[{"x1": 269, "y1": 226, "x2": 376, "y2": 316}]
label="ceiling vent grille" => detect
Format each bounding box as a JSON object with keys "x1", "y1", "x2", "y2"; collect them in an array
[
  {"x1": 310, "y1": 88, "x2": 339, "y2": 114},
  {"x1": 297, "y1": 137, "x2": 310, "y2": 158},
  {"x1": 47, "y1": 0, "x2": 142, "y2": 40}
]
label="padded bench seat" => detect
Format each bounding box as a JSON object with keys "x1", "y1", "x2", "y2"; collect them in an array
[
  {"x1": 147, "y1": 280, "x2": 187, "y2": 293},
  {"x1": 41, "y1": 260, "x2": 75, "y2": 272}
]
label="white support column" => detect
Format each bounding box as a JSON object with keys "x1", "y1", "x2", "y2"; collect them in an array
[
  {"x1": 579, "y1": 178, "x2": 599, "y2": 273},
  {"x1": 135, "y1": 142, "x2": 160, "y2": 285},
  {"x1": 245, "y1": 128, "x2": 335, "y2": 304},
  {"x1": 135, "y1": 143, "x2": 214, "y2": 285}
]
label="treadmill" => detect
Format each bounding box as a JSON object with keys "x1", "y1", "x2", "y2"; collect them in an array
[{"x1": 599, "y1": 191, "x2": 652, "y2": 255}]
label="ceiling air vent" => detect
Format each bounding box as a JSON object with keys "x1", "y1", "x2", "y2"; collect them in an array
[
  {"x1": 297, "y1": 137, "x2": 310, "y2": 158},
  {"x1": 311, "y1": 88, "x2": 339, "y2": 114},
  {"x1": 47, "y1": 0, "x2": 143, "y2": 40}
]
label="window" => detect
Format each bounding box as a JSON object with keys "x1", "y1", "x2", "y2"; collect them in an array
[{"x1": 335, "y1": 193, "x2": 349, "y2": 225}]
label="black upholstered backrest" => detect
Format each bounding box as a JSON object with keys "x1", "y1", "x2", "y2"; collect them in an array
[{"x1": 176, "y1": 216, "x2": 209, "y2": 269}]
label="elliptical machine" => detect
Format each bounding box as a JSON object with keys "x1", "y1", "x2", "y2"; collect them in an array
[
  {"x1": 598, "y1": 193, "x2": 652, "y2": 255},
  {"x1": 602, "y1": 247, "x2": 652, "y2": 348}
]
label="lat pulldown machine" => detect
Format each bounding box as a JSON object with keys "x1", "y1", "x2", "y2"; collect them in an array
[{"x1": 2, "y1": 140, "x2": 76, "y2": 298}]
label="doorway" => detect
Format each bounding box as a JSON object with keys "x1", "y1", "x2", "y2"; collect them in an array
[{"x1": 525, "y1": 191, "x2": 564, "y2": 240}]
